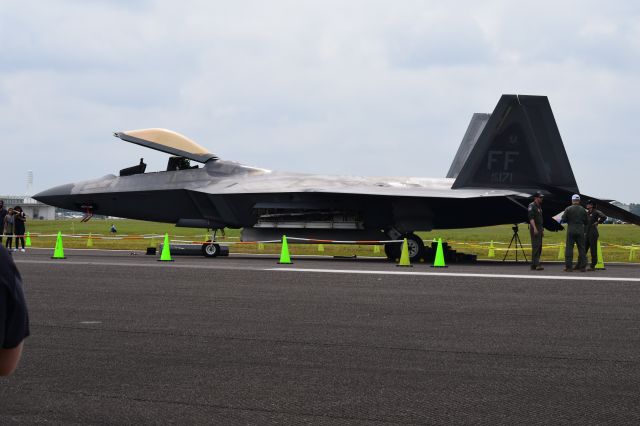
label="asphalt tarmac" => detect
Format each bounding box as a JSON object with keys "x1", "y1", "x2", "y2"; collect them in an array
[{"x1": 2, "y1": 249, "x2": 640, "y2": 424}]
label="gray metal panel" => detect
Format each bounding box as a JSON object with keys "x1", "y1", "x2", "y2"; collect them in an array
[{"x1": 446, "y1": 113, "x2": 490, "y2": 178}]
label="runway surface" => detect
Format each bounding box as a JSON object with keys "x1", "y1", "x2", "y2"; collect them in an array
[{"x1": 2, "y1": 250, "x2": 640, "y2": 424}]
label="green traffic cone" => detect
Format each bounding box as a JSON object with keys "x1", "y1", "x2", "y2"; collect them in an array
[
  {"x1": 594, "y1": 241, "x2": 606, "y2": 270},
  {"x1": 397, "y1": 238, "x2": 412, "y2": 267},
  {"x1": 25, "y1": 232, "x2": 32, "y2": 247},
  {"x1": 52, "y1": 231, "x2": 66, "y2": 259},
  {"x1": 86, "y1": 232, "x2": 94, "y2": 248},
  {"x1": 158, "y1": 233, "x2": 173, "y2": 262},
  {"x1": 488, "y1": 240, "x2": 495, "y2": 258},
  {"x1": 317, "y1": 243, "x2": 325, "y2": 253},
  {"x1": 278, "y1": 235, "x2": 292, "y2": 264},
  {"x1": 431, "y1": 238, "x2": 447, "y2": 268}
]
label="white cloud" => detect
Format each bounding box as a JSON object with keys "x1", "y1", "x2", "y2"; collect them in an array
[{"x1": 0, "y1": 0, "x2": 639, "y2": 203}]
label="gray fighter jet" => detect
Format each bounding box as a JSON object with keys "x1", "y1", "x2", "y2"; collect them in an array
[{"x1": 35, "y1": 94, "x2": 640, "y2": 260}]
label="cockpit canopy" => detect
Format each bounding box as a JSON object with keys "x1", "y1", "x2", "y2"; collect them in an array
[{"x1": 114, "y1": 128, "x2": 218, "y2": 163}]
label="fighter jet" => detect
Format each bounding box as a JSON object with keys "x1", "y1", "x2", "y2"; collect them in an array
[{"x1": 35, "y1": 94, "x2": 640, "y2": 260}]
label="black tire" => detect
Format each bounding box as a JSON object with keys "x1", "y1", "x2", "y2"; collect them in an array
[
  {"x1": 401, "y1": 233, "x2": 425, "y2": 262},
  {"x1": 384, "y1": 242, "x2": 402, "y2": 261},
  {"x1": 202, "y1": 243, "x2": 220, "y2": 258}
]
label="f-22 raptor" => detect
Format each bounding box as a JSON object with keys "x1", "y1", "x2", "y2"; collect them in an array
[{"x1": 35, "y1": 94, "x2": 640, "y2": 260}]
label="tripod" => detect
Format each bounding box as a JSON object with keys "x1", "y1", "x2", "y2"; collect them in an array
[{"x1": 502, "y1": 224, "x2": 529, "y2": 262}]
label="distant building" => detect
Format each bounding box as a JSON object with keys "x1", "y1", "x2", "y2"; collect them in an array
[{"x1": 0, "y1": 196, "x2": 56, "y2": 220}]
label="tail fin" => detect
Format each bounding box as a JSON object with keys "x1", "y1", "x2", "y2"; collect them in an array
[
  {"x1": 447, "y1": 113, "x2": 491, "y2": 179},
  {"x1": 452, "y1": 95, "x2": 579, "y2": 193}
]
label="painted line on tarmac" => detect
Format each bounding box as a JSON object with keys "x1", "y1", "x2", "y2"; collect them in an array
[
  {"x1": 14, "y1": 258, "x2": 640, "y2": 283},
  {"x1": 267, "y1": 268, "x2": 640, "y2": 282}
]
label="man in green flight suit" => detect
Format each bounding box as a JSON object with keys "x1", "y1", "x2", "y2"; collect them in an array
[
  {"x1": 585, "y1": 200, "x2": 607, "y2": 270},
  {"x1": 561, "y1": 194, "x2": 588, "y2": 272},
  {"x1": 527, "y1": 192, "x2": 545, "y2": 271}
]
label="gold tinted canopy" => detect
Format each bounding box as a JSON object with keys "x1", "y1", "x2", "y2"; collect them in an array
[{"x1": 114, "y1": 128, "x2": 217, "y2": 163}]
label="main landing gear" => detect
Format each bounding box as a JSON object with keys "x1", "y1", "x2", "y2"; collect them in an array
[
  {"x1": 384, "y1": 232, "x2": 425, "y2": 262},
  {"x1": 202, "y1": 228, "x2": 221, "y2": 258}
]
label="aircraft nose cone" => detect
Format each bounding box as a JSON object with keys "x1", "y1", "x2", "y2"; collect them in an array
[{"x1": 33, "y1": 183, "x2": 75, "y2": 209}]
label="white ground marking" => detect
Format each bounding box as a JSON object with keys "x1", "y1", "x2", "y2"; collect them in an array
[
  {"x1": 13, "y1": 258, "x2": 639, "y2": 282},
  {"x1": 267, "y1": 268, "x2": 640, "y2": 282},
  {"x1": 79, "y1": 321, "x2": 102, "y2": 324}
]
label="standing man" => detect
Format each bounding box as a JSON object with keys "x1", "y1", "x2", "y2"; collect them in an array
[
  {"x1": 3, "y1": 207, "x2": 15, "y2": 251},
  {"x1": 528, "y1": 191, "x2": 544, "y2": 270},
  {"x1": 585, "y1": 200, "x2": 607, "y2": 271},
  {"x1": 0, "y1": 200, "x2": 7, "y2": 246},
  {"x1": 561, "y1": 194, "x2": 588, "y2": 272}
]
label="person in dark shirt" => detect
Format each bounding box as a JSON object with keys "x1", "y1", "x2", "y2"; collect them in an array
[
  {"x1": 527, "y1": 192, "x2": 545, "y2": 270},
  {"x1": 561, "y1": 194, "x2": 588, "y2": 272},
  {"x1": 14, "y1": 206, "x2": 27, "y2": 252},
  {"x1": 0, "y1": 245, "x2": 30, "y2": 375},
  {"x1": 585, "y1": 200, "x2": 607, "y2": 270}
]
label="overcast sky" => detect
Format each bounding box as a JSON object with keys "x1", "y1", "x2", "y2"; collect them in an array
[{"x1": 1, "y1": 0, "x2": 639, "y2": 203}]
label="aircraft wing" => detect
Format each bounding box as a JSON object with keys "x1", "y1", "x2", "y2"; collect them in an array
[
  {"x1": 196, "y1": 172, "x2": 530, "y2": 199},
  {"x1": 538, "y1": 184, "x2": 640, "y2": 226}
]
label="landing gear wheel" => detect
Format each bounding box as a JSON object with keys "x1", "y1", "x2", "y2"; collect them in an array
[
  {"x1": 384, "y1": 241, "x2": 402, "y2": 261},
  {"x1": 202, "y1": 242, "x2": 220, "y2": 258},
  {"x1": 401, "y1": 233, "x2": 425, "y2": 263}
]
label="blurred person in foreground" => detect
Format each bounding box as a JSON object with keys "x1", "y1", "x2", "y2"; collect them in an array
[{"x1": 0, "y1": 245, "x2": 30, "y2": 376}]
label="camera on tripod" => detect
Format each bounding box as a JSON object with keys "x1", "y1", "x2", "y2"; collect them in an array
[{"x1": 503, "y1": 223, "x2": 528, "y2": 262}]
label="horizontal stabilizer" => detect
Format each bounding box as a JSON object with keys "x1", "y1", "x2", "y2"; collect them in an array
[
  {"x1": 574, "y1": 194, "x2": 640, "y2": 225},
  {"x1": 538, "y1": 184, "x2": 640, "y2": 226},
  {"x1": 595, "y1": 200, "x2": 640, "y2": 225}
]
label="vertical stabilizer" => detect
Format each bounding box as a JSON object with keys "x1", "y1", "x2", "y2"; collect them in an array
[
  {"x1": 452, "y1": 95, "x2": 579, "y2": 193},
  {"x1": 447, "y1": 113, "x2": 491, "y2": 179}
]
